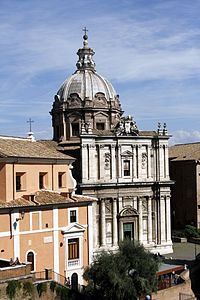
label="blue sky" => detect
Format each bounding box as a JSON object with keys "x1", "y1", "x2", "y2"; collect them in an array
[{"x1": 0, "y1": 0, "x2": 200, "y2": 144}]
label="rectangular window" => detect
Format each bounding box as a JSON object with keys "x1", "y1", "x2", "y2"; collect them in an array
[
  {"x1": 68, "y1": 238, "x2": 79, "y2": 260},
  {"x1": 123, "y1": 160, "x2": 130, "y2": 176},
  {"x1": 16, "y1": 175, "x2": 21, "y2": 191},
  {"x1": 70, "y1": 210, "x2": 77, "y2": 223},
  {"x1": 72, "y1": 123, "x2": 79, "y2": 136},
  {"x1": 39, "y1": 172, "x2": 47, "y2": 189},
  {"x1": 16, "y1": 172, "x2": 26, "y2": 191},
  {"x1": 58, "y1": 172, "x2": 66, "y2": 188},
  {"x1": 96, "y1": 123, "x2": 105, "y2": 130},
  {"x1": 123, "y1": 223, "x2": 134, "y2": 240}
]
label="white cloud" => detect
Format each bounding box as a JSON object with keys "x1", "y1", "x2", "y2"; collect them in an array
[
  {"x1": 170, "y1": 130, "x2": 200, "y2": 145},
  {"x1": 0, "y1": 0, "x2": 200, "y2": 138}
]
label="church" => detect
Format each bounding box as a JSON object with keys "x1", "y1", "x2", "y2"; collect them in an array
[{"x1": 50, "y1": 30, "x2": 173, "y2": 255}]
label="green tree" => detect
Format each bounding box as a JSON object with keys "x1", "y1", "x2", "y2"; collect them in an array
[{"x1": 83, "y1": 239, "x2": 158, "y2": 300}]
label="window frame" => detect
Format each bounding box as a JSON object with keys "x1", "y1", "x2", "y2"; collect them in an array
[
  {"x1": 58, "y1": 172, "x2": 66, "y2": 188},
  {"x1": 123, "y1": 160, "x2": 131, "y2": 177},
  {"x1": 16, "y1": 172, "x2": 26, "y2": 191},
  {"x1": 96, "y1": 122, "x2": 105, "y2": 130},
  {"x1": 39, "y1": 172, "x2": 48, "y2": 189},
  {"x1": 68, "y1": 208, "x2": 78, "y2": 224},
  {"x1": 71, "y1": 123, "x2": 79, "y2": 137},
  {"x1": 68, "y1": 238, "x2": 79, "y2": 260}
]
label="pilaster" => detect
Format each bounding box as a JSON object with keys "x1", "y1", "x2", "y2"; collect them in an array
[
  {"x1": 147, "y1": 197, "x2": 152, "y2": 243},
  {"x1": 160, "y1": 196, "x2": 166, "y2": 242},
  {"x1": 112, "y1": 198, "x2": 118, "y2": 246},
  {"x1": 100, "y1": 199, "x2": 106, "y2": 247},
  {"x1": 138, "y1": 197, "x2": 143, "y2": 242}
]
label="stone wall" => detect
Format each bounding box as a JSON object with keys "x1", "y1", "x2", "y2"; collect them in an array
[
  {"x1": 152, "y1": 280, "x2": 196, "y2": 300},
  {"x1": 0, "y1": 264, "x2": 32, "y2": 281}
]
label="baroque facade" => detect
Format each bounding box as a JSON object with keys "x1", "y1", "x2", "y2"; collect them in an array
[{"x1": 51, "y1": 31, "x2": 173, "y2": 254}]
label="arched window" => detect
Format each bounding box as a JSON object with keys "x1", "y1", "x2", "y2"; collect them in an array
[{"x1": 27, "y1": 251, "x2": 34, "y2": 271}]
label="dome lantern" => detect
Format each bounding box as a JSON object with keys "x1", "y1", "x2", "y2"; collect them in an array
[{"x1": 76, "y1": 27, "x2": 96, "y2": 71}]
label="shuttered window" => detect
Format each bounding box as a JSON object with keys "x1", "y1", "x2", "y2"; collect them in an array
[{"x1": 68, "y1": 238, "x2": 79, "y2": 260}]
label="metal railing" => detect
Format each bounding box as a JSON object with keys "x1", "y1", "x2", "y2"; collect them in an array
[{"x1": 34, "y1": 269, "x2": 67, "y2": 287}]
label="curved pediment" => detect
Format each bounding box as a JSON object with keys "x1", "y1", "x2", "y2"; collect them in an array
[
  {"x1": 68, "y1": 93, "x2": 82, "y2": 108},
  {"x1": 121, "y1": 150, "x2": 133, "y2": 157},
  {"x1": 94, "y1": 93, "x2": 108, "y2": 108},
  {"x1": 120, "y1": 207, "x2": 138, "y2": 217}
]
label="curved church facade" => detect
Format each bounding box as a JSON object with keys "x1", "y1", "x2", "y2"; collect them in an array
[{"x1": 51, "y1": 32, "x2": 173, "y2": 254}]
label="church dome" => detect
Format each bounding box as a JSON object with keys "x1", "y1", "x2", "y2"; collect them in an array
[
  {"x1": 57, "y1": 70, "x2": 117, "y2": 101},
  {"x1": 56, "y1": 31, "x2": 118, "y2": 103},
  {"x1": 51, "y1": 29, "x2": 122, "y2": 142}
]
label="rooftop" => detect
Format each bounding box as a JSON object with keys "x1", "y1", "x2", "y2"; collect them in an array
[
  {"x1": 169, "y1": 142, "x2": 200, "y2": 161},
  {"x1": 0, "y1": 190, "x2": 96, "y2": 208},
  {"x1": 0, "y1": 138, "x2": 74, "y2": 161}
]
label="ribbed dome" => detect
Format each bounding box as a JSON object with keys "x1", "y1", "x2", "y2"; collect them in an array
[
  {"x1": 56, "y1": 31, "x2": 118, "y2": 103},
  {"x1": 57, "y1": 69, "x2": 117, "y2": 101}
]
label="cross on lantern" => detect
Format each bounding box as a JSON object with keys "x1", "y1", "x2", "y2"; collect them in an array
[{"x1": 83, "y1": 27, "x2": 88, "y2": 35}]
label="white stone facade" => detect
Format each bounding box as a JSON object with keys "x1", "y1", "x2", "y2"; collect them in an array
[{"x1": 79, "y1": 134, "x2": 173, "y2": 254}]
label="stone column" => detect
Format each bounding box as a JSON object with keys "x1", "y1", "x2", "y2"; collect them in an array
[
  {"x1": 81, "y1": 144, "x2": 88, "y2": 181},
  {"x1": 93, "y1": 202, "x2": 97, "y2": 249},
  {"x1": 89, "y1": 144, "x2": 97, "y2": 181},
  {"x1": 156, "y1": 199, "x2": 161, "y2": 244},
  {"x1": 138, "y1": 197, "x2": 143, "y2": 242},
  {"x1": 101, "y1": 199, "x2": 106, "y2": 247},
  {"x1": 99, "y1": 145, "x2": 105, "y2": 180},
  {"x1": 159, "y1": 145, "x2": 164, "y2": 179},
  {"x1": 147, "y1": 197, "x2": 152, "y2": 243},
  {"x1": 62, "y1": 113, "x2": 66, "y2": 140},
  {"x1": 165, "y1": 145, "x2": 170, "y2": 180},
  {"x1": 117, "y1": 145, "x2": 121, "y2": 179},
  {"x1": 136, "y1": 145, "x2": 141, "y2": 178},
  {"x1": 111, "y1": 145, "x2": 116, "y2": 179},
  {"x1": 147, "y1": 146, "x2": 151, "y2": 179},
  {"x1": 166, "y1": 196, "x2": 171, "y2": 242},
  {"x1": 112, "y1": 198, "x2": 118, "y2": 246},
  {"x1": 160, "y1": 196, "x2": 166, "y2": 242}
]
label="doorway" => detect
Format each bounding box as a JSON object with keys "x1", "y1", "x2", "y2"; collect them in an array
[
  {"x1": 123, "y1": 223, "x2": 134, "y2": 240},
  {"x1": 27, "y1": 251, "x2": 35, "y2": 271}
]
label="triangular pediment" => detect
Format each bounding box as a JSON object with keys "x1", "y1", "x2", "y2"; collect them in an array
[
  {"x1": 63, "y1": 223, "x2": 85, "y2": 234},
  {"x1": 121, "y1": 150, "x2": 133, "y2": 157},
  {"x1": 93, "y1": 111, "x2": 108, "y2": 118}
]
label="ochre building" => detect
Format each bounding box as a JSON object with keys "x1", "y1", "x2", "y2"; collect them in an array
[{"x1": 0, "y1": 135, "x2": 95, "y2": 285}]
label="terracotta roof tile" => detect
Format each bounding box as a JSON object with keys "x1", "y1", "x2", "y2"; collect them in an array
[
  {"x1": 169, "y1": 142, "x2": 200, "y2": 161},
  {"x1": 0, "y1": 138, "x2": 74, "y2": 160},
  {"x1": 0, "y1": 190, "x2": 96, "y2": 208}
]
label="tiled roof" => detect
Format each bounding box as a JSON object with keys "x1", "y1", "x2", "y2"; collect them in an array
[
  {"x1": 0, "y1": 138, "x2": 74, "y2": 160},
  {"x1": 169, "y1": 142, "x2": 200, "y2": 161},
  {"x1": 0, "y1": 190, "x2": 96, "y2": 208}
]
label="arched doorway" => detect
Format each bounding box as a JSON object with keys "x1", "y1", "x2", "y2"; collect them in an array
[
  {"x1": 27, "y1": 251, "x2": 35, "y2": 271},
  {"x1": 119, "y1": 207, "x2": 139, "y2": 241},
  {"x1": 71, "y1": 272, "x2": 78, "y2": 291}
]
